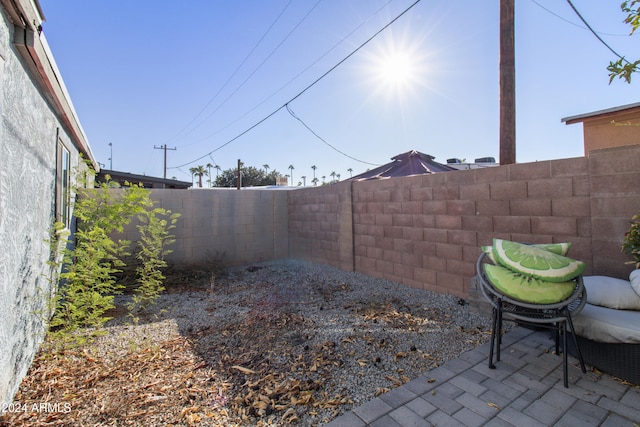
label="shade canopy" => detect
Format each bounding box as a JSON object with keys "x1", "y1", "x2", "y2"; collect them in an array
[{"x1": 351, "y1": 150, "x2": 456, "y2": 181}]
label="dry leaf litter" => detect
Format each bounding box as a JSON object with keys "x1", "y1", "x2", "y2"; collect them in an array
[{"x1": 2, "y1": 259, "x2": 493, "y2": 426}]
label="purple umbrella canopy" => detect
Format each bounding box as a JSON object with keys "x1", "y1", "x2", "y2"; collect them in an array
[{"x1": 351, "y1": 150, "x2": 456, "y2": 181}]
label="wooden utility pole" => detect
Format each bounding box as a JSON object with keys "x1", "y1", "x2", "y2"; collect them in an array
[
  {"x1": 500, "y1": 0, "x2": 516, "y2": 165},
  {"x1": 237, "y1": 159, "x2": 242, "y2": 190},
  {"x1": 153, "y1": 144, "x2": 177, "y2": 180}
]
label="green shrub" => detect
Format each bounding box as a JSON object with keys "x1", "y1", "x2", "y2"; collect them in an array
[
  {"x1": 48, "y1": 171, "x2": 179, "y2": 343},
  {"x1": 127, "y1": 206, "x2": 179, "y2": 319},
  {"x1": 622, "y1": 213, "x2": 640, "y2": 269}
]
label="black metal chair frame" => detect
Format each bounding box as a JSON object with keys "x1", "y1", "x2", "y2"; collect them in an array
[{"x1": 476, "y1": 252, "x2": 587, "y2": 388}]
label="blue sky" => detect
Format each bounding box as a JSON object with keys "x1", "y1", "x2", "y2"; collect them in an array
[{"x1": 39, "y1": 0, "x2": 638, "y2": 184}]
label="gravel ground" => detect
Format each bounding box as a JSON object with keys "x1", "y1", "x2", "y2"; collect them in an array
[{"x1": 4, "y1": 259, "x2": 494, "y2": 426}]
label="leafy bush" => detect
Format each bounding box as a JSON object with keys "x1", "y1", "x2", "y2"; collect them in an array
[
  {"x1": 127, "y1": 206, "x2": 180, "y2": 319},
  {"x1": 48, "y1": 172, "x2": 179, "y2": 343},
  {"x1": 622, "y1": 213, "x2": 640, "y2": 269}
]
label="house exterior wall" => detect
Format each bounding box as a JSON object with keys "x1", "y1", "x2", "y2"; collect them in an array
[
  {"x1": 564, "y1": 105, "x2": 640, "y2": 155},
  {"x1": 582, "y1": 110, "x2": 640, "y2": 154},
  {"x1": 0, "y1": 4, "x2": 93, "y2": 406}
]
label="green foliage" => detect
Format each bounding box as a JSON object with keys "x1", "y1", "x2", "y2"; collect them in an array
[
  {"x1": 622, "y1": 213, "x2": 640, "y2": 268},
  {"x1": 127, "y1": 207, "x2": 180, "y2": 318},
  {"x1": 215, "y1": 165, "x2": 281, "y2": 187},
  {"x1": 48, "y1": 172, "x2": 179, "y2": 343},
  {"x1": 608, "y1": 1, "x2": 640, "y2": 83}
]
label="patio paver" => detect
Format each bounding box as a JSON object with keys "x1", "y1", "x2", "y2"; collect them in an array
[{"x1": 324, "y1": 327, "x2": 640, "y2": 426}]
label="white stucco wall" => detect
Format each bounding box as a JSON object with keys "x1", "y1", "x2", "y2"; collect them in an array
[{"x1": 0, "y1": 11, "x2": 84, "y2": 405}]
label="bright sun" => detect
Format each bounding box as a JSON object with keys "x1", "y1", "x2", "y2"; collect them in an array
[
  {"x1": 364, "y1": 37, "x2": 426, "y2": 103},
  {"x1": 377, "y1": 52, "x2": 415, "y2": 88}
]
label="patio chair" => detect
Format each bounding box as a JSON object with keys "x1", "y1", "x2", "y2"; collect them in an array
[{"x1": 476, "y1": 252, "x2": 587, "y2": 388}]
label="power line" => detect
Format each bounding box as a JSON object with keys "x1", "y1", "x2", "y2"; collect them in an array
[
  {"x1": 179, "y1": 0, "x2": 324, "y2": 145},
  {"x1": 161, "y1": 0, "x2": 295, "y2": 146},
  {"x1": 285, "y1": 104, "x2": 380, "y2": 166},
  {"x1": 181, "y1": 0, "x2": 395, "y2": 148},
  {"x1": 530, "y1": 0, "x2": 627, "y2": 36},
  {"x1": 170, "y1": 0, "x2": 423, "y2": 169},
  {"x1": 566, "y1": 0, "x2": 630, "y2": 62}
]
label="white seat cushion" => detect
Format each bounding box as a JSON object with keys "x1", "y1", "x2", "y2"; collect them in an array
[{"x1": 572, "y1": 303, "x2": 640, "y2": 344}]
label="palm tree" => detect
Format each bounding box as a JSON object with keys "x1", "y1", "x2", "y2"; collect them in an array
[
  {"x1": 288, "y1": 164, "x2": 295, "y2": 186},
  {"x1": 189, "y1": 165, "x2": 208, "y2": 188},
  {"x1": 336, "y1": 173, "x2": 341, "y2": 181},
  {"x1": 322, "y1": 175, "x2": 326, "y2": 185},
  {"x1": 311, "y1": 165, "x2": 317, "y2": 185},
  {"x1": 206, "y1": 163, "x2": 213, "y2": 187},
  {"x1": 312, "y1": 177, "x2": 319, "y2": 186},
  {"x1": 301, "y1": 176, "x2": 306, "y2": 186},
  {"x1": 347, "y1": 168, "x2": 353, "y2": 178},
  {"x1": 330, "y1": 171, "x2": 336, "y2": 183},
  {"x1": 263, "y1": 164, "x2": 270, "y2": 174}
]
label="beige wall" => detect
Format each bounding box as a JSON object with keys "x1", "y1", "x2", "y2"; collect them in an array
[
  {"x1": 290, "y1": 144, "x2": 640, "y2": 298},
  {"x1": 584, "y1": 113, "x2": 640, "y2": 154},
  {"x1": 569, "y1": 108, "x2": 640, "y2": 155},
  {"x1": 121, "y1": 188, "x2": 289, "y2": 266},
  {"x1": 120, "y1": 144, "x2": 640, "y2": 299}
]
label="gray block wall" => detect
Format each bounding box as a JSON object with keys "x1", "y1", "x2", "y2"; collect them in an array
[
  {"x1": 116, "y1": 188, "x2": 291, "y2": 267},
  {"x1": 0, "y1": 13, "x2": 84, "y2": 405}
]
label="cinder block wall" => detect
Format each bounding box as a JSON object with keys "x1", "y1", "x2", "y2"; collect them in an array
[
  {"x1": 589, "y1": 145, "x2": 640, "y2": 278},
  {"x1": 289, "y1": 145, "x2": 640, "y2": 298},
  {"x1": 119, "y1": 188, "x2": 289, "y2": 266},
  {"x1": 288, "y1": 181, "x2": 354, "y2": 272},
  {"x1": 114, "y1": 145, "x2": 639, "y2": 298}
]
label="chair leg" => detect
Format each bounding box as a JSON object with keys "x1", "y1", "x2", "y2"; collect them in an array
[
  {"x1": 496, "y1": 305, "x2": 503, "y2": 362},
  {"x1": 488, "y1": 306, "x2": 498, "y2": 369},
  {"x1": 565, "y1": 308, "x2": 586, "y2": 374},
  {"x1": 562, "y1": 320, "x2": 569, "y2": 388}
]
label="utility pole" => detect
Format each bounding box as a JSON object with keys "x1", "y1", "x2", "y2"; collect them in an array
[
  {"x1": 500, "y1": 0, "x2": 516, "y2": 165},
  {"x1": 153, "y1": 144, "x2": 177, "y2": 180},
  {"x1": 108, "y1": 143, "x2": 113, "y2": 169},
  {"x1": 237, "y1": 159, "x2": 242, "y2": 190}
]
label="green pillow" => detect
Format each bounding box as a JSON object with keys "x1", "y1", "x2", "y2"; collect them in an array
[
  {"x1": 481, "y1": 242, "x2": 572, "y2": 264},
  {"x1": 492, "y1": 238, "x2": 585, "y2": 282},
  {"x1": 484, "y1": 264, "x2": 576, "y2": 304}
]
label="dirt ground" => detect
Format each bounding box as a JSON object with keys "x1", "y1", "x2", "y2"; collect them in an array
[{"x1": 1, "y1": 261, "x2": 492, "y2": 427}]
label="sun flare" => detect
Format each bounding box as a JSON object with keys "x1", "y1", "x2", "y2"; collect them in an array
[
  {"x1": 363, "y1": 35, "x2": 428, "y2": 103},
  {"x1": 376, "y1": 52, "x2": 416, "y2": 88}
]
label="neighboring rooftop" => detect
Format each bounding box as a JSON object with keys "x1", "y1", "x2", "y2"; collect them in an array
[
  {"x1": 97, "y1": 169, "x2": 192, "y2": 189},
  {"x1": 561, "y1": 101, "x2": 640, "y2": 124}
]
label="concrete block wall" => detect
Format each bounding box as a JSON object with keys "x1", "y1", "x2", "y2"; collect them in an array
[
  {"x1": 589, "y1": 145, "x2": 640, "y2": 278},
  {"x1": 289, "y1": 145, "x2": 640, "y2": 298},
  {"x1": 288, "y1": 181, "x2": 354, "y2": 272},
  {"x1": 118, "y1": 188, "x2": 289, "y2": 267},
  {"x1": 113, "y1": 144, "x2": 640, "y2": 298}
]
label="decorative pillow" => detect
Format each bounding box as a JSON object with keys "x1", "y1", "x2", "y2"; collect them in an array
[
  {"x1": 482, "y1": 242, "x2": 572, "y2": 264},
  {"x1": 484, "y1": 264, "x2": 576, "y2": 304},
  {"x1": 583, "y1": 275, "x2": 640, "y2": 310},
  {"x1": 532, "y1": 242, "x2": 572, "y2": 256},
  {"x1": 630, "y1": 269, "x2": 640, "y2": 298},
  {"x1": 492, "y1": 239, "x2": 585, "y2": 282}
]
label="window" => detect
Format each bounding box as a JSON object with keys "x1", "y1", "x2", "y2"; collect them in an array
[{"x1": 56, "y1": 140, "x2": 71, "y2": 228}]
